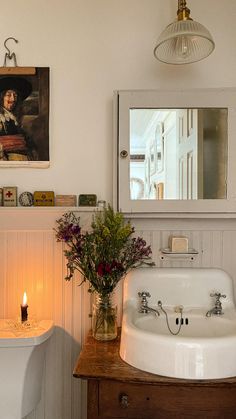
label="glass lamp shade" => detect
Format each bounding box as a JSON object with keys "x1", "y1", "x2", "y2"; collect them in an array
[{"x1": 154, "y1": 19, "x2": 215, "y2": 64}]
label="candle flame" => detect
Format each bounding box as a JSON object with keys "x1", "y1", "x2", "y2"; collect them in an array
[{"x1": 22, "y1": 292, "x2": 27, "y2": 306}]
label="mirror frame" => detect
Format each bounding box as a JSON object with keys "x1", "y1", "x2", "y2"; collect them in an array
[{"x1": 113, "y1": 88, "x2": 236, "y2": 216}]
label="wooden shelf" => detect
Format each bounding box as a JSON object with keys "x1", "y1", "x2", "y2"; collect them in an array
[
  {"x1": 0, "y1": 206, "x2": 98, "y2": 211},
  {"x1": 0, "y1": 207, "x2": 97, "y2": 230}
]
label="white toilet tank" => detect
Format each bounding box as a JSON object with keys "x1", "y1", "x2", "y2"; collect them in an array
[{"x1": 0, "y1": 319, "x2": 54, "y2": 419}]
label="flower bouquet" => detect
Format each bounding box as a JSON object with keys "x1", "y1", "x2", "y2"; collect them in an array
[{"x1": 55, "y1": 205, "x2": 154, "y2": 340}]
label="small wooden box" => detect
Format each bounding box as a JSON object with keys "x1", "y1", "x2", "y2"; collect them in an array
[
  {"x1": 33, "y1": 191, "x2": 55, "y2": 206},
  {"x1": 79, "y1": 194, "x2": 97, "y2": 207},
  {"x1": 3, "y1": 187, "x2": 17, "y2": 206},
  {"x1": 55, "y1": 195, "x2": 77, "y2": 207}
]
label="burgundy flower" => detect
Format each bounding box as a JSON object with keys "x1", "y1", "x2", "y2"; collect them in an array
[
  {"x1": 97, "y1": 262, "x2": 104, "y2": 276},
  {"x1": 97, "y1": 262, "x2": 112, "y2": 276},
  {"x1": 104, "y1": 263, "x2": 112, "y2": 274},
  {"x1": 111, "y1": 260, "x2": 124, "y2": 273}
]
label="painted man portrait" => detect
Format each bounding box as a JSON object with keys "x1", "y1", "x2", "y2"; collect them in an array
[{"x1": 0, "y1": 68, "x2": 49, "y2": 166}]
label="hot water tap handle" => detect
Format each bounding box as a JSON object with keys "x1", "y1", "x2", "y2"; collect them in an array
[
  {"x1": 138, "y1": 291, "x2": 151, "y2": 312},
  {"x1": 138, "y1": 291, "x2": 151, "y2": 302}
]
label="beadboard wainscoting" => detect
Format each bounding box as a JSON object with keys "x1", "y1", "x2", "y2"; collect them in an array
[
  {"x1": 1, "y1": 209, "x2": 236, "y2": 419},
  {"x1": 0, "y1": 208, "x2": 93, "y2": 419},
  {"x1": 131, "y1": 217, "x2": 236, "y2": 278}
]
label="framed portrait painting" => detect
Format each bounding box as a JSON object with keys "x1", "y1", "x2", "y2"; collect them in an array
[{"x1": 0, "y1": 67, "x2": 49, "y2": 167}]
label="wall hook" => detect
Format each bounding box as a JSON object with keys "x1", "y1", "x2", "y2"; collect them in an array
[{"x1": 3, "y1": 37, "x2": 18, "y2": 67}]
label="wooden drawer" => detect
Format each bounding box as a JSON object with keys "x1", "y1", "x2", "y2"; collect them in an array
[{"x1": 98, "y1": 380, "x2": 236, "y2": 419}]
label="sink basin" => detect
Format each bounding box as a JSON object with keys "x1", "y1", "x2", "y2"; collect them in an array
[
  {"x1": 135, "y1": 309, "x2": 236, "y2": 338},
  {"x1": 120, "y1": 268, "x2": 236, "y2": 380}
]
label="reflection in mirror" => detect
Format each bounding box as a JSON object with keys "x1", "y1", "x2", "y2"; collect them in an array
[{"x1": 130, "y1": 109, "x2": 227, "y2": 200}]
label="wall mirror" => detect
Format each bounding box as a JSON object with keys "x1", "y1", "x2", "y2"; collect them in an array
[{"x1": 114, "y1": 89, "x2": 236, "y2": 215}]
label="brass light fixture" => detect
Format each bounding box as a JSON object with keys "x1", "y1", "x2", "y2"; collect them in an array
[{"x1": 154, "y1": 0, "x2": 215, "y2": 64}]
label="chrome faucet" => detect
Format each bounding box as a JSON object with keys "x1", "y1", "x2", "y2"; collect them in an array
[
  {"x1": 138, "y1": 291, "x2": 160, "y2": 316},
  {"x1": 206, "y1": 292, "x2": 226, "y2": 317}
]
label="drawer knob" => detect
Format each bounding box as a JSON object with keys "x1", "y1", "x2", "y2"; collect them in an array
[{"x1": 119, "y1": 393, "x2": 129, "y2": 408}]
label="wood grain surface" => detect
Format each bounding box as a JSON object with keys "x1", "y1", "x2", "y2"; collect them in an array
[{"x1": 73, "y1": 330, "x2": 236, "y2": 387}]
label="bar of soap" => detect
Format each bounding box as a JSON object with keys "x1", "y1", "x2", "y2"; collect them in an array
[{"x1": 169, "y1": 236, "x2": 189, "y2": 253}]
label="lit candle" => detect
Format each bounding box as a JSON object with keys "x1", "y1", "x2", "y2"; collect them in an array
[{"x1": 21, "y1": 292, "x2": 28, "y2": 322}]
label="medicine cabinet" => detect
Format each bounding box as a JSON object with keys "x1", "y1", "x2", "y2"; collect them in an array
[{"x1": 113, "y1": 88, "x2": 236, "y2": 216}]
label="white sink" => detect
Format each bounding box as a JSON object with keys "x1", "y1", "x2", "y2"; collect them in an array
[{"x1": 120, "y1": 268, "x2": 236, "y2": 380}]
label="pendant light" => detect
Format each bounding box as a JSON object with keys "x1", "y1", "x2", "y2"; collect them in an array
[{"x1": 154, "y1": 0, "x2": 215, "y2": 64}]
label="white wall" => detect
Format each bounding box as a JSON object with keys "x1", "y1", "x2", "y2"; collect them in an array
[{"x1": 0, "y1": 0, "x2": 235, "y2": 201}]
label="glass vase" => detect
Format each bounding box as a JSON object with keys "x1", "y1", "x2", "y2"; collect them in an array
[{"x1": 92, "y1": 292, "x2": 117, "y2": 341}]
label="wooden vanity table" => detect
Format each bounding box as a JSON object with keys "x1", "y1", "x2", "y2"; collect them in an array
[{"x1": 73, "y1": 331, "x2": 236, "y2": 419}]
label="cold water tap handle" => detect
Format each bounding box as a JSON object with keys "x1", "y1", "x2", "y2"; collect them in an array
[{"x1": 210, "y1": 292, "x2": 226, "y2": 301}]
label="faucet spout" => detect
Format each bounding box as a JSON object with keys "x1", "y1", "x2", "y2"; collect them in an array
[
  {"x1": 141, "y1": 305, "x2": 160, "y2": 316},
  {"x1": 206, "y1": 308, "x2": 215, "y2": 317}
]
